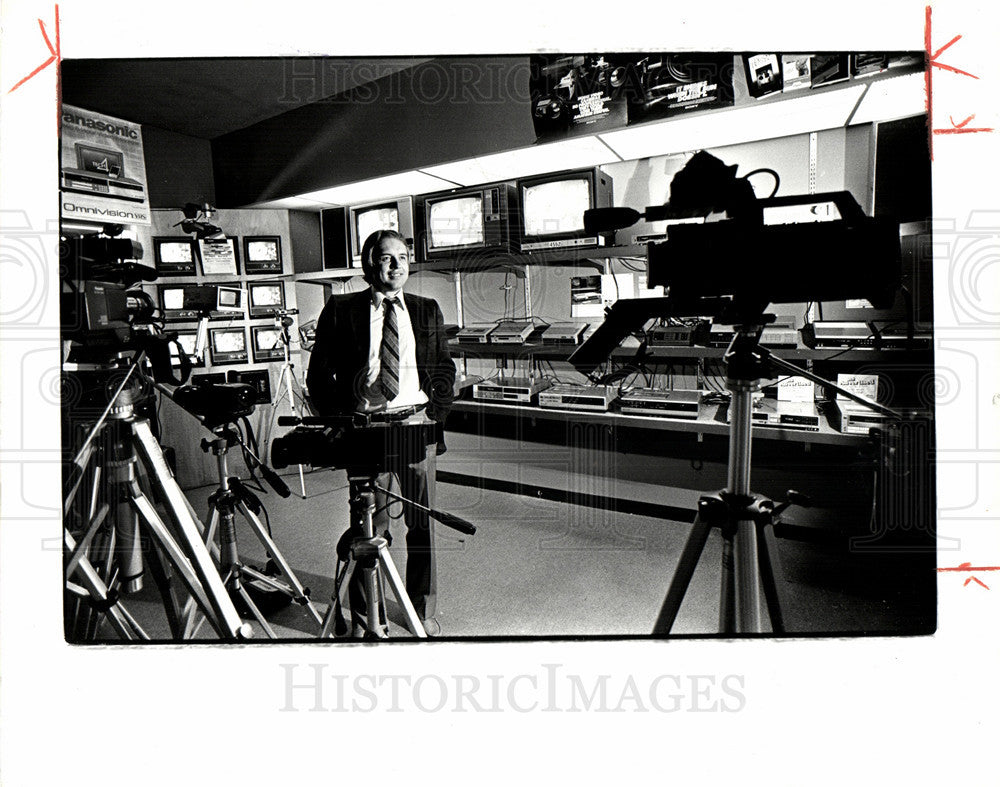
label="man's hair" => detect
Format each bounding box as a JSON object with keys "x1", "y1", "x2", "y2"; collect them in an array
[{"x1": 360, "y1": 229, "x2": 408, "y2": 283}]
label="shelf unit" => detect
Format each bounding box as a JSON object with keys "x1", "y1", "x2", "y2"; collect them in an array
[{"x1": 451, "y1": 399, "x2": 867, "y2": 448}]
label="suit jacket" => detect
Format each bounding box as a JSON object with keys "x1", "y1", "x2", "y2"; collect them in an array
[{"x1": 306, "y1": 289, "x2": 456, "y2": 422}]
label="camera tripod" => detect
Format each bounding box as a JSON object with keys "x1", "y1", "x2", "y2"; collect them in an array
[
  {"x1": 63, "y1": 356, "x2": 252, "y2": 640},
  {"x1": 320, "y1": 474, "x2": 429, "y2": 639},
  {"x1": 652, "y1": 325, "x2": 904, "y2": 634},
  {"x1": 198, "y1": 426, "x2": 324, "y2": 637},
  {"x1": 274, "y1": 312, "x2": 308, "y2": 498}
]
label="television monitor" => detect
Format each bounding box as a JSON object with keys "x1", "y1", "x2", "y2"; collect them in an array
[
  {"x1": 209, "y1": 327, "x2": 249, "y2": 365},
  {"x1": 248, "y1": 282, "x2": 285, "y2": 318},
  {"x1": 348, "y1": 197, "x2": 415, "y2": 266},
  {"x1": 242, "y1": 235, "x2": 283, "y2": 274},
  {"x1": 157, "y1": 284, "x2": 244, "y2": 321},
  {"x1": 152, "y1": 237, "x2": 199, "y2": 275},
  {"x1": 418, "y1": 182, "x2": 519, "y2": 261},
  {"x1": 171, "y1": 330, "x2": 206, "y2": 368},
  {"x1": 516, "y1": 168, "x2": 614, "y2": 251},
  {"x1": 251, "y1": 325, "x2": 285, "y2": 362}
]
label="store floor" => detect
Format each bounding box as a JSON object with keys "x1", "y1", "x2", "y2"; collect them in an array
[{"x1": 73, "y1": 463, "x2": 935, "y2": 642}]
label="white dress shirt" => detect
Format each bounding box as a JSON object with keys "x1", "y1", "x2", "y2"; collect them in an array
[{"x1": 362, "y1": 289, "x2": 429, "y2": 412}]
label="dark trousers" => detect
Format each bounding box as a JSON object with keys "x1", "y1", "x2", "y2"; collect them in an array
[{"x1": 348, "y1": 441, "x2": 438, "y2": 621}]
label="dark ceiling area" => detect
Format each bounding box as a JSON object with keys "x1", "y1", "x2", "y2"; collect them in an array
[{"x1": 61, "y1": 57, "x2": 430, "y2": 139}]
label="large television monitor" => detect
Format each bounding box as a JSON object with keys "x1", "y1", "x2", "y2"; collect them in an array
[
  {"x1": 348, "y1": 197, "x2": 415, "y2": 266},
  {"x1": 516, "y1": 168, "x2": 614, "y2": 251},
  {"x1": 418, "y1": 182, "x2": 519, "y2": 261}
]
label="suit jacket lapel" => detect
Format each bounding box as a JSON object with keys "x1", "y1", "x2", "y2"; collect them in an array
[
  {"x1": 405, "y1": 293, "x2": 428, "y2": 373},
  {"x1": 349, "y1": 289, "x2": 371, "y2": 359}
]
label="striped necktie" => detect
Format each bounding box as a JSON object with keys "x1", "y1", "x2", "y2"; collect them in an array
[{"x1": 379, "y1": 297, "x2": 400, "y2": 401}]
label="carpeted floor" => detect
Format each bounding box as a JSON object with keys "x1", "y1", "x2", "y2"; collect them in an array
[{"x1": 70, "y1": 462, "x2": 935, "y2": 642}]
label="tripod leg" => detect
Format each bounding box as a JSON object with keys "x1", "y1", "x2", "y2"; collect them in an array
[
  {"x1": 237, "y1": 502, "x2": 324, "y2": 627},
  {"x1": 143, "y1": 538, "x2": 184, "y2": 638},
  {"x1": 130, "y1": 488, "x2": 232, "y2": 637},
  {"x1": 65, "y1": 530, "x2": 145, "y2": 640},
  {"x1": 757, "y1": 522, "x2": 786, "y2": 634},
  {"x1": 320, "y1": 560, "x2": 356, "y2": 638},
  {"x1": 65, "y1": 504, "x2": 109, "y2": 579},
  {"x1": 652, "y1": 515, "x2": 713, "y2": 635},
  {"x1": 360, "y1": 562, "x2": 388, "y2": 638},
  {"x1": 235, "y1": 583, "x2": 278, "y2": 639},
  {"x1": 377, "y1": 545, "x2": 427, "y2": 638},
  {"x1": 719, "y1": 525, "x2": 736, "y2": 634},
  {"x1": 734, "y1": 519, "x2": 762, "y2": 633},
  {"x1": 131, "y1": 420, "x2": 249, "y2": 639}
]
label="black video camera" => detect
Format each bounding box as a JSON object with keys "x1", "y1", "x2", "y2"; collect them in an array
[
  {"x1": 271, "y1": 420, "x2": 438, "y2": 477},
  {"x1": 570, "y1": 151, "x2": 903, "y2": 375},
  {"x1": 173, "y1": 382, "x2": 256, "y2": 428}
]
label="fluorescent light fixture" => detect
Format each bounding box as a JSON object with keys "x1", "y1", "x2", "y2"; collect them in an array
[
  {"x1": 421, "y1": 136, "x2": 621, "y2": 186},
  {"x1": 598, "y1": 85, "x2": 867, "y2": 160},
  {"x1": 295, "y1": 170, "x2": 458, "y2": 206},
  {"x1": 848, "y1": 72, "x2": 927, "y2": 125},
  {"x1": 247, "y1": 196, "x2": 331, "y2": 210}
]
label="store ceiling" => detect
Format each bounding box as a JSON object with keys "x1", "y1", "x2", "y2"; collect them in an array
[{"x1": 61, "y1": 57, "x2": 432, "y2": 140}]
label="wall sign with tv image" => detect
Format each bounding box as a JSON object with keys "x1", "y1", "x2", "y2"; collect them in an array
[
  {"x1": 242, "y1": 235, "x2": 283, "y2": 274},
  {"x1": 626, "y1": 53, "x2": 735, "y2": 122},
  {"x1": 152, "y1": 237, "x2": 199, "y2": 275},
  {"x1": 529, "y1": 54, "x2": 634, "y2": 141}
]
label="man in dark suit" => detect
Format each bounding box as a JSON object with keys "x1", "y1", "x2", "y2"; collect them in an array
[{"x1": 306, "y1": 229, "x2": 455, "y2": 636}]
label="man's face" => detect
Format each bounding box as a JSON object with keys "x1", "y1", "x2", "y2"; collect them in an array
[{"x1": 369, "y1": 237, "x2": 409, "y2": 295}]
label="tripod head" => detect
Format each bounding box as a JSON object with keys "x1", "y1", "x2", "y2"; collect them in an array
[{"x1": 274, "y1": 415, "x2": 476, "y2": 536}]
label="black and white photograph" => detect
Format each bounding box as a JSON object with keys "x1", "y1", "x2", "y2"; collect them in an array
[{"x1": 1, "y1": 0, "x2": 997, "y2": 784}]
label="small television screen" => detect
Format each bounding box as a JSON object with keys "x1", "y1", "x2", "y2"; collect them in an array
[
  {"x1": 153, "y1": 237, "x2": 199, "y2": 275},
  {"x1": 251, "y1": 326, "x2": 285, "y2": 362},
  {"x1": 171, "y1": 331, "x2": 206, "y2": 368},
  {"x1": 159, "y1": 285, "x2": 188, "y2": 321},
  {"x1": 522, "y1": 178, "x2": 591, "y2": 237},
  {"x1": 348, "y1": 197, "x2": 415, "y2": 263},
  {"x1": 355, "y1": 204, "x2": 399, "y2": 248},
  {"x1": 517, "y1": 168, "x2": 613, "y2": 250},
  {"x1": 248, "y1": 282, "x2": 284, "y2": 317},
  {"x1": 428, "y1": 195, "x2": 485, "y2": 250},
  {"x1": 217, "y1": 287, "x2": 241, "y2": 310},
  {"x1": 243, "y1": 236, "x2": 283, "y2": 274},
  {"x1": 209, "y1": 328, "x2": 248, "y2": 364}
]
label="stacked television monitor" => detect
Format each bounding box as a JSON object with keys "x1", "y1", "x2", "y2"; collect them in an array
[
  {"x1": 412, "y1": 168, "x2": 615, "y2": 263},
  {"x1": 323, "y1": 197, "x2": 416, "y2": 269},
  {"x1": 417, "y1": 181, "x2": 520, "y2": 261},
  {"x1": 516, "y1": 168, "x2": 614, "y2": 251}
]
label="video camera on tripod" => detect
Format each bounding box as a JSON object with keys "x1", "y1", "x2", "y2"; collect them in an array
[
  {"x1": 572, "y1": 151, "x2": 910, "y2": 635},
  {"x1": 572, "y1": 150, "x2": 902, "y2": 374}
]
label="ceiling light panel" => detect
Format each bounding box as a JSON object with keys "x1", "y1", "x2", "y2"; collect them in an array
[
  {"x1": 848, "y1": 72, "x2": 927, "y2": 125},
  {"x1": 295, "y1": 170, "x2": 458, "y2": 206},
  {"x1": 421, "y1": 136, "x2": 621, "y2": 186}
]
